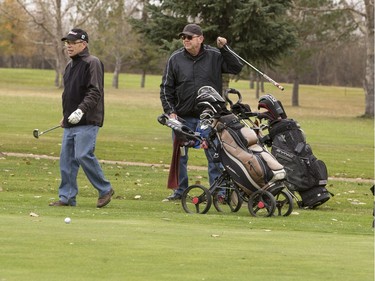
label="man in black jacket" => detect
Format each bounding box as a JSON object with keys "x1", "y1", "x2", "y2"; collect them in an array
[
  {"x1": 49, "y1": 28, "x2": 114, "y2": 208},
  {"x1": 160, "y1": 24, "x2": 243, "y2": 201}
]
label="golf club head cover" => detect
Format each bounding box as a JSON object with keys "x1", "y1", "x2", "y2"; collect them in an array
[{"x1": 68, "y1": 109, "x2": 84, "y2": 124}]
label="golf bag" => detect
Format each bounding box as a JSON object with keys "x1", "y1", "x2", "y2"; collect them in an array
[
  {"x1": 258, "y1": 94, "x2": 332, "y2": 208},
  {"x1": 193, "y1": 86, "x2": 287, "y2": 196},
  {"x1": 212, "y1": 112, "x2": 286, "y2": 196}
]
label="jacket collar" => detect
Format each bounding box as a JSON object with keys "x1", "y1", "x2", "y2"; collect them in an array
[
  {"x1": 71, "y1": 47, "x2": 89, "y2": 60},
  {"x1": 184, "y1": 43, "x2": 205, "y2": 59}
]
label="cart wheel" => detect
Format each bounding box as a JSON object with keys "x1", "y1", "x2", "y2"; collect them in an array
[
  {"x1": 274, "y1": 190, "x2": 294, "y2": 216},
  {"x1": 212, "y1": 187, "x2": 243, "y2": 213},
  {"x1": 181, "y1": 184, "x2": 212, "y2": 214},
  {"x1": 248, "y1": 190, "x2": 276, "y2": 217}
]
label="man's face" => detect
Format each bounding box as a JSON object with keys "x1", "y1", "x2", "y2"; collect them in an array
[
  {"x1": 181, "y1": 34, "x2": 204, "y2": 56},
  {"x1": 64, "y1": 40, "x2": 87, "y2": 57}
]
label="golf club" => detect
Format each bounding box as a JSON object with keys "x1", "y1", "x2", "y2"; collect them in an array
[
  {"x1": 224, "y1": 45, "x2": 285, "y2": 91},
  {"x1": 33, "y1": 125, "x2": 61, "y2": 139}
]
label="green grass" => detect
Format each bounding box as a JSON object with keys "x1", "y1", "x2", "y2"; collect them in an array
[
  {"x1": 0, "y1": 156, "x2": 373, "y2": 281},
  {"x1": 0, "y1": 68, "x2": 374, "y2": 281},
  {"x1": 0, "y1": 68, "x2": 373, "y2": 179}
]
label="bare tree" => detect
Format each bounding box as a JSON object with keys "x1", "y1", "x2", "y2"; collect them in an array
[
  {"x1": 342, "y1": 0, "x2": 374, "y2": 117},
  {"x1": 14, "y1": 0, "x2": 102, "y2": 87},
  {"x1": 90, "y1": 0, "x2": 142, "y2": 89},
  {"x1": 363, "y1": 0, "x2": 374, "y2": 117},
  {"x1": 283, "y1": 0, "x2": 357, "y2": 106}
]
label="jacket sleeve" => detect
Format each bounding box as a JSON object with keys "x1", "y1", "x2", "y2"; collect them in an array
[
  {"x1": 79, "y1": 57, "x2": 104, "y2": 113},
  {"x1": 220, "y1": 46, "x2": 243, "y2": 74},
  {"x1": 160, "y1": 58, "x2": 177, "y2": 114}
]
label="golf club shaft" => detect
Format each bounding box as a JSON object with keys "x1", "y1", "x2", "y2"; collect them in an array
[
  {"x1": 34, "y1": 125, "x2": 61, "y2": 138},
  {"x1": 40, "y1": 125, "x2": 61, "y2": 135},
  {"x1": 224, "y1": 45, "x2": 284, "y2": 91}
]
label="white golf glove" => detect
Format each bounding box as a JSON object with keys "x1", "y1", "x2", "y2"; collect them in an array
[{"x1": 68, "y1": 109, "x2": 84, "y2": 124}]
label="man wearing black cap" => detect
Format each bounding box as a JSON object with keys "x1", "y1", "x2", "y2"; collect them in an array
[
  {"x1": 160, "y1": 23, "x2": 243, "y2": 201},
  {"x1": 49, "y1": 28, "x2": 115, "y2": 208}
]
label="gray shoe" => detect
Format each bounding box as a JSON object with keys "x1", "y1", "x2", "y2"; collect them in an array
[{"x1": 162, "y1": 193, "x2": 182, "y2": 202}]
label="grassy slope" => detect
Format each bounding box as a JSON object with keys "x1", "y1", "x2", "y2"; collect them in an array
[{"x1": 0, "y1": 68, "x2": 373, "y2": 281}]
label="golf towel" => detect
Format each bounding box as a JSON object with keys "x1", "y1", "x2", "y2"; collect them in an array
[{"x1": 167, "y1": 137, "x2": 181, "y2": 189}]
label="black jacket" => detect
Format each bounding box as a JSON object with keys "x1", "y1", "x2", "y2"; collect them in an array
[
  {"x1": 62, "y1": 48, "x2": 105, "y2": 127},
  {"x1": 160, "y1": 44, "x2": 243, "y2": 117}
]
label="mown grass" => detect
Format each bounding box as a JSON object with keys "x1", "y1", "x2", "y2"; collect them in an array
[
  {"x1": 0, "y1": 68, "x2": 373, "y2": 179},
  {"x1": 0, "y1": 68, "x2": 374, "y2": 281},
  {"x1": 0, "y1": 156, "x2": 373, "y2": 281}
]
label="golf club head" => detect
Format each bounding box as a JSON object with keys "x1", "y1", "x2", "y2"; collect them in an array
[
  {"x1": 196, "y1": 101, "x2": 217, "y2": 113},
  {"x1": 197, "y1": 86, "x2": 225, "y2": 103},
  {"x1": 33, "y1": 129, "x2": 39, "y2": 139}
]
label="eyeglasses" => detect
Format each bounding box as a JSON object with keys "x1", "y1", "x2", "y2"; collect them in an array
[
  {"x1": 180, "y1": 35, "x2": 199, "y2": 41},
  {"x1": 64, "y1": 40, "x2": 84, "y2": 46}
]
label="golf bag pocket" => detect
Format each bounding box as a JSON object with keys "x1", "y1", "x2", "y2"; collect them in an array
[
  {"x1": 273, "y1": 147, "x2": 328, "y2": 191},
  {"x1": 257, "y1": 148, "x2": 284, "y2": 171},
  {"x1": 249, "y1": 144, "x2": 285, "y2": 180},
  {"x1": 272, "y1": 147, "x2": 311, "y2": 191},
  {"x1": 308, "y1": 156, "x2": 328, "y2": 187},
  {"x1": 219, "y1": 129, "x2": 266, "y2": 190},
  {"x1": 299, "y1": 186, "x2": 331, "y2": 208},
  {"x1": 240, "y1": 126, "x2": 259, "y2": 147}
]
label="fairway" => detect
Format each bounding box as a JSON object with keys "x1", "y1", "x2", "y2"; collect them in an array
[
  {"x1": 0, "y1": 212, "x2": 372, "y2": 281},
  {"x1": 0, "y1": 68, "x2": 374, "y2": 281}
]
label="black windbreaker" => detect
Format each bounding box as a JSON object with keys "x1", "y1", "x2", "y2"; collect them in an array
[
  {"x1": 160, "y1": 44, "x2": 243, "y2": 117},
  {"x1": 62, "y1": 48, "x2": 105, "y2": 127}
]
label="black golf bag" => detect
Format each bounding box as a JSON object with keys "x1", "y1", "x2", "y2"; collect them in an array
[{"x1": 258, "y1": 94, "x2": 332, "y2": 208}]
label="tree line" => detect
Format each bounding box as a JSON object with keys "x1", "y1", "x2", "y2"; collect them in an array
[{"x1": 0, "y1": 0, "x2": 373, "y2": 117}]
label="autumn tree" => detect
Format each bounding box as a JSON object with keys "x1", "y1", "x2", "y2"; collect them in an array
[{"x1": 0, "y1": 0, "x2": 37, "y2": 67}]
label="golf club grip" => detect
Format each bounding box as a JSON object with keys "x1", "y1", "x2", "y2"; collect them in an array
[{"x1": 262, "y1": 74, "x2": 284, "y2": 91}]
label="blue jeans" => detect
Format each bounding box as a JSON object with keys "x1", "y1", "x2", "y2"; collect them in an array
[
  {"x1": 174, "y1": 117, "x2": 221, "y2": 196},
  {"x1": 58, "y1": 125, "x2": 112, "y2": 205}
]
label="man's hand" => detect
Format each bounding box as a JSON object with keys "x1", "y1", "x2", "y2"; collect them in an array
[
  {"x1": 217, "y1": 37, "x2": 227, "y2": 49},
  {"x1": 68, "y1": 109, "x2": 84, "y2": 124}
]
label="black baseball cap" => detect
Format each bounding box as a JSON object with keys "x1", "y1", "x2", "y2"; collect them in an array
[
  {"x1": 178, "y1": 24, "x2": 203, "y2": 37},
  {"x1": 61, "y1": 28, "x2": 89, "y2": 43}
]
